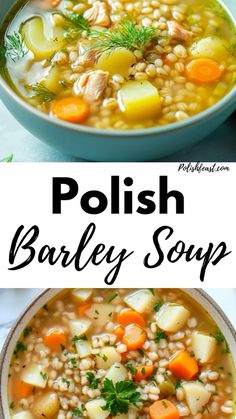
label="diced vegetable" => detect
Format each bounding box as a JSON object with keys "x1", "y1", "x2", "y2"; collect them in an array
[
  {"x1": 186, "y1": 58, "x2": 223, "y2": 83},
  {"x1": 117, "y1": 309, "x2": 145, "y2": 327},
  {"x1": 122, "y1": 324, "x2": 146, "y2": 350},
  {"x1": 21, "y1": 17, "x2": 64, "y2": 61},
  {"x1": 69, "y1": 318, "x2": 92, "y2": 337},
  {"x1": 124, "y1": 289, "x2": 156, "y2": 313},
  {"x1": 96, "y1": 48, "x2": 136, "y2": 77},
  {"x1": 85, "y1": 398, "x2": 109, "y2": 419},
  {"x1": 12, "y1": 412, "x2": 34, "y2": 419},
  {"x1": 133, "y1": 365, "x2": 154, "y2": 381},
  {"x1": 21, "y1": 364, "x2": 48, "y2": 389},
  {"x1": 32, "y1": 392, "x2": 60, "y2": 419},
  {"x1": 72, "y1": 289, "x2": 92, "y2": 303},
  {"x1": 113, "y1": 325, "x2": 125, "y2": 340},
  {"x1": 182, "y1": 382, "x2": 211, "y2": 415},
  {"x1": 191, "y1": 332, "x2": 217, "y2": 364},
  {"x1": 43, "y1": 327, "x2": 67, "y2": 350},
  {"x1": 105, "y1": 362, "x2": 128, "y2": 383},
  {"x1": 13, "y1": 380, "x2": 32, "y2": 401},
  {"x1": 158, "y1": 379, "x2": 176, "y2": 397},
  {"x1": 95, "y1": 346, "x2": 121, "y2": 369},
  {"x1": 86, "y1": 303, "x2": 115, "y2": 327},
  {"x1": 75, "y1": 339, "x2": 92, "y2": 358},
  {"x1": 168, "y1": 351, "x2": 198, "y2": 380},
  {"x1": 155, "y1": 303, "x2": 189, "y2": 333},
  {"x1": 118, "y1": 81, "x2": 161, "y2": 121},
  {"x1": 149, "y1": 399, "x2": 179, "y2": 419},
  {"x1": 51, "y1": 97, "x2": 90, "y2": 123},
  {"x1": 42, "y1": 65, "x2": 61, "y2": 93},
  {"x1": 190, "y1": 37, "x2": 229, "y2": 61}
]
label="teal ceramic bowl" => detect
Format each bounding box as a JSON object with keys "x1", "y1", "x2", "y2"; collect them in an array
[{"x1": 0, "y1": 0, "x2": 236, "y2": 162}]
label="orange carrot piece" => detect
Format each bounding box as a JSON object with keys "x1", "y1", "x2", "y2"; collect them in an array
[
  {"x1": 133, "y1": 365, "x2": 154, "y2": 381},
  {"x1": 117, "y1": 309, "x2": 145, "y2": 328},
  {"x1": 149, "y1": 399, "x2": 179, "y2": 419},
  {"x1": 122, "y1": 324, "x2": 146, "y2": 350},
  {"x1": 44, "y1": 327, "x2": 67, "y2": 350},
  {"x1": 13, "y1": 380, "x2": 32, "y2": 401},
  {"x1": 168, "y1": 350, "x2": 199, "y2": 380},
  {"x1": 51, "y1": 97, "x2": 90, "y2": 123},
  {"x1": 77, "y1": 302, "x2": 92, "y2": 316},
  {"x1": 114, "y1": 325, "x2": 125, "y2": 340},
  {"x1": 186, "y1": 58, "x2": 223, "y2": 83}
]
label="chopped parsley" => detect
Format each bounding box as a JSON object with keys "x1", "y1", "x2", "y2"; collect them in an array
[
  {"x1": 154, "y1": 331, "x2": 168, "y2": 343},
  {"x1": 100, "y1": 379, "x2": 141, "y2": 416},
  {"x1": 153, "y1": 301, "x2": 163, "y2": 313},
  {"x1": 23, "y1": 326, "x2": 32, "y2": 338},
  {"x1": 14, "y1": 342, "x2": 27, "y2": 356},
  {"x1": 62, "y1": 377, "x2": 71, "y2": 388},
  {"x1": 71, "y1": 407, "x2": 83, "y2": 417},
  {"x1": 86, "y1": 371, "x2": 101, "y2": 389},
  {"x1": 126, "y1": 363, "x2": 138, "y2": 375},
  {"x1": 213, "y1": 330, "x2": 230, "y2": 353},
  {"x1": 175, "y1": 379, "x2": 182, "y2": 389},
  {"x1": 40, "y1": 371, "x2": 48, "y2": 381},
  {"x1": 9, "y1": 402, "x2": 15, "y2": 409},
  {"x1": 108, "y1": 292, "x2": 118, "y2": 303}
]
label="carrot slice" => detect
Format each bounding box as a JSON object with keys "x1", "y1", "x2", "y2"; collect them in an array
[
  {"x1": 168, "y1": 350, "x2": 199, "y2": 380},
  {"x1": 51, "y1": 97, "x2": 90, "y2": 123},
  {"x1": 117, "y1": 309, "x2": 145, "y2": 328},
  {"x1": 77, "y1": 302, "x2": 92, "y2": 316},
  {"x1": 122, "y1": 324, "x2": 146, "y2": 350},
  {"x1": 44, "y1": 327, "x2": 67, "y2": 350},
  {"x1": 114, "y1": 325, "x2": 125, "y2": 340},
  {"x1": 13, "y1": 380, "x2": 32, "y2": 401},
  {"x1": 186, "y1": 58, "x2": 223, "y2": 83},
  {"x1": 149, "y1": 399, "x2": 179, "y2": 419},
  {"x1": 133, "y1": 365, "x2": 154, "y2": 381}
]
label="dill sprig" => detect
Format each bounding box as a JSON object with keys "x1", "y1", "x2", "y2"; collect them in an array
[
  {"x1": 30, "y1": 83, "x2": 56, "y2": 104},
  {"x1": 1, "y1": 154, "x2": 13, "y2": 162},
  {"x1": 88, "y1": 20, "x2": 157, "y2": 57},
  {"x1": 59, "y1": 12, "x2": 90, "y2": 40},
  {"x1": 5, "y1": 32, "x2": 28, "y2": 62}
]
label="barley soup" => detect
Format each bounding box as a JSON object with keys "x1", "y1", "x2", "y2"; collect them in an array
[{"x1": 8, "y1": 288, "x2": 236, "y2": 418}]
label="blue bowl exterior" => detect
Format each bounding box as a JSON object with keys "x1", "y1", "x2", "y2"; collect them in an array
[{"x1": 0, "y1": 0, "x2": 236, "y2": 161}]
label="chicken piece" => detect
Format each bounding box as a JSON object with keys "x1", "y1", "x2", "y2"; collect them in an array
[
  {"x1": 84, "y1": 1, "x2": 111, "y2": 27},
  {"x1": 167, "y1": 21, "x2": 193, "y2": 42},
  {"x1": 78, "y1": 41, "x2": 98, "y2": 67},
  {"x1": 75, "y1": 70, "x2": 109, "y2": 103}
]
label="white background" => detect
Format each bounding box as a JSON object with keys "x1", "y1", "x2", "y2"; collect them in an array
[{"x1": 0, "y1": 163, "x2": 235, "y2": 287}]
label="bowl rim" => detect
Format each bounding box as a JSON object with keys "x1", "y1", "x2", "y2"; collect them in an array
[
  {"x1": 0, "y1": 0, "x2": 236, "y2": 139},
  {"x1": 0, "y1": 288, "x2": 236, "y2": 418}
]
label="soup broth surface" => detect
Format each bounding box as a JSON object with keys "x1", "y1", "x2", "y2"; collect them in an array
[
  {"x1": 8, "y1": 288, "x2": 236, "y2": 419},
  {"x1": 0, "y1": 0, "x2": 236, "y2": 130}
]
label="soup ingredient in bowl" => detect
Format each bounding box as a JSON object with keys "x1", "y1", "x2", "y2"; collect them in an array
[
  {"x1": 186, "y1": 59, "x2": 224, "y2": 84},
  {"x1": 51, "y1": 97, "x2": 90, "y2": 122},
  {"x1": 149, "y1": 399, "x2": 179, "y2": 419}
]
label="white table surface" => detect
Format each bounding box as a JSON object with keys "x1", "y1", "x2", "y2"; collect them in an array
[{"x1": 0, "y1": 288, "x2": 235, "y2": 351}]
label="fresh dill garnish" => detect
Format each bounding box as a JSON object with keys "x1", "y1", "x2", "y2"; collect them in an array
[
  {"x1": 30, "y1": 83, "x2": 56, "y2": 104},
  {"x1": 154, "y1": 331, "x2": 168, "y2": 343},
  {"x1": 1, "y1": 154, "x2": 13, "y2": 162},
  {"x1": 59, "y1": 12, "x2": 90, "y2": 40},
  {"x1": 213, "y1": 330, "x2": 230, "y2": 353},
  {"x1": 86, "y1": 371, "x2": 101, "y2": 389},
  {"x1": 100, "y1": 379, "x2": 141, "y2": 416},
  {"x1": 71, "y1": 407, "x2": 83, "y2": 417},
  {"x1": 88, "y1": 20, "x2": 157, "y2": 57},
  {"x1": 3, "y1": 32, "x2": 28, "y2": 63}
]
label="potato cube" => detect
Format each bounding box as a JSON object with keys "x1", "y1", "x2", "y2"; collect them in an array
[
  {"x1": 118, "y1": 81, "x2": 161, "y2": 120},
  {"x1": 97, "y1": 48, "x2": 136, "y2": 77},
  {"x1": 105, "y1": 362, "x2": 128, "y2": 383},
  {"x1": 192, "y1": 332, "x2": 217, "y2": 364},
  {"x1": 124, "y1": 289, "x2": 155, "y2": 313},
  {"x1": 72, "y1": 289, "x2": 92, "y2": 303},
  {"x1": 182, "y1": 382, "x2": 211, "y2": 415},
  {"x1": 95, "y1": 347, "x2": 121, "y2": 369},
  {"x1": 155, "y1": 303, "x2": 190, "y2": 332},
  {"x1": 85, "y1": 399, "x2": 109, "y2": 419},
  {"x1": 86, "y1": 304, "x2": 115, "y2": 327},
  {"x1": 21, "y1": 364, "x2": 47, "y2": 389},
  {"x1": 75, "y1": 339, "x2": 92, "y2": 358},
  {"x1": 12, "y1": 413, "x2": 34, "y2": 419},
  {"x1": 69, "y1": 319, "x2": 92, "y2": 338},
  {"x1": 189, "y1": 37, "x2": 228, "y2": 61}
]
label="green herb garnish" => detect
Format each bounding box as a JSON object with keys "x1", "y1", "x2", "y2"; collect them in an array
[
  {"x1": 153, "y1": 301, "x2": 163, "y2": 312},
  {"x1": 0, "y1": 32, "x2": 28, "y2": 65},
  {"x1": 71, "y1": 407, "x2": 83, "y2": 417},
  {"x1": 100, "y1": 379, "x2": 141, "y2": 416},
  {"x1": 62, "y1": 377, "x2": 71, "y2": 388},
  {"x1": 89, "y1": 20, "x2": 157, "y2": 58},
  {"x1": 126, "y1": 363, "x2": 138, "y2": 375},
  {"x1": 86, "y1": 371, "x2": 101, "y2": 389},
  {"x1": 213, "y1": 330, "x2": 230, "y2": 353},
  {"x1": 0, "y1": 154, "x2": 13, "y2": 162},
  {"x1": 60, "y1": 12, "x2": 90, "y2": 40},
  {"x1": 108, "y1": 292, "x2": 118, "y2": 303},
  {"x1": 154, "y1": 331, "x2": 168, "y2": 343},
  {"x1": 175, "y1": 379, "x2": 182, "y2": 389},
  {"x1": 30, "y1": 83, "x2": 56, "y2": 104},
  {"x1": 23, "y1": 326, "x2": 32, "y2": 338},
  {"x1": 14, "y1": 341, "x2": 27, "y2": 355},
  {"x1": 9, "y1": 402, "x2": 15, "y2": 409},
  {"x1": 40, "y1": 371, "x2": 48, "y2": 380}
]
